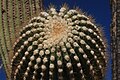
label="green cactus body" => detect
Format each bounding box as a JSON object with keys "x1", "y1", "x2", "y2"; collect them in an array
[
  {"x1": 0, "y1": 0, "x2": 43, "y2": 79},
  {"x1": 11, "y1": 7, "x2": 107, "y2": 80}
]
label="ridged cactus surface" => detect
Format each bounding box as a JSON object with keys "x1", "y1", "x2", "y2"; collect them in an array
[
  {"x1": 0, "y1": 0, "x2": 43, "y2": 79},
  {"x1": 11, "y1": 7, "x2": 107, "y2": 80}
]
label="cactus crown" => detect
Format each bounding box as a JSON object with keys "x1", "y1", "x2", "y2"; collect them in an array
[{"x1": 11, "y1": 6, "x2": 107, "y2": 80}]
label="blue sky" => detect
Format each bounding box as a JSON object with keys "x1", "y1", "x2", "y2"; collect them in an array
[{"x1": 0, "y1": 0, "x2": 111, "y2": 80}]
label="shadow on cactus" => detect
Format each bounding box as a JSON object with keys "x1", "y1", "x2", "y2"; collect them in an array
[{"x1": 11, "y1": 5, "x2": 107, "y2": 80}]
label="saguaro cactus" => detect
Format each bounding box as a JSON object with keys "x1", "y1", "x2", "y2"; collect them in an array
[
  {"x1": 11, "y1": 6, "x2": 107, "y2": 80},
  {"x1": 0, "y1": 0, "x2": 43, "y2": 79}
]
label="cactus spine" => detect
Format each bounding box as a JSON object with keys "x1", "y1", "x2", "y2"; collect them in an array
[{"x1": 11, "y1": 6, "x2": 107, "y2": 80}]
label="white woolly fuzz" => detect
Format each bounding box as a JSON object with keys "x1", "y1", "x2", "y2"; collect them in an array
[
  {"x1": 15, "y1": 69, "x2": 18, "y2": 75},
  {"x1": 64, "y1": 55, "x2": 70, "y2": 61},
  {"x1": 30, "y1": 56, "x2": 35, "y2": 61},
  {"x1": 72, "y1": 30, "x2": 78, "y2": 35},
  {"x1": 97, "y1": 60, "x2": 100, "y2": 64},
  {"x1": 74, "y1": 55, "x2": 79, "y2": 61},
  {"x1": 83, "y1": 54, "x2": 87, "y2": 59},
  {"x1": 80, "y1": 69, "x2": 83, "y2": 73},
  {"x1": 39, "y1": 50, "x2": 44, "y2": 56},
  {"x1": 24, "y1": 72, "x2": 28, "y2": 76},
  {"x1": 80, "y1": 20, "x2": 86, "y2": 24},
  {"x1": 99, "y1": 65, "x2": 102, "y2": 69},
  {"x1": 96, "y1": 44, "x2": 99, "y2": 48},
  {"x1": 91, "y1": 39, "x2": 96, "y2": 44},
  {"x1": 49, "y1": 64, "x2": 54, "y2": 69},
  {"x1": 99, "y1": 48, "x2": 102, "y2": 51},
  {"x1": 57, "y1": 52, "x2": 61, "y2": 57},
  {"x1": 64, "y1": 14, "x2": 69, "y2": 18},
  {"x1": 80, "y1": 40, "x2": 86, "y2": 44},
  {"x1": 22, "y1": 56, "x2": 26, "y2": 61},
  {"x1": 36, "y1": 57, "x2": 41, "y2": 63},
  {"x1": 70, "y1": 48, "x2": 75, "y2": 54},
  {"x1": 60, "y1": 7, "x2": 66, "y2": 12},
  {"x1": 88, "y1": 29, "x2": 93, "y2": 33},
  {"x1": 22, "y1": 33, "x2": 26, "y2": 37},
  {"x1": 72, "y1": 15, "x2": 77, "y2": 19},
  {"x1": 41, "y1": 65, "x2": 46, "y2": 70},
  {"x1": 26, "y1": 31, "x2": 31, "y2": 35},
  {"x1": 101, "y1": 52, "x2": 105, "y2": 56},
  {"x1": 49, "y1": 71, "x2": 53, "y2": 75},
  {"x1": 45, "y1": 50, "x2": 50, "y2": 55},
  {"x1": 67, "y1": 18, "x2": 72, "y2": 22},
  {"x1": 38, "y1": 44, "x2": 43, "y2": 49},
  {"x1": 41, "y1": 12, "x2": 49, "y2": 17},
  {"x1": 66, "y1": 42, "x2": 71, "y2": 48},
  {"x1": 27, "y1": 46, "x2": 33, "y2": 51},
  {"x1": 66, "y1": 62, "x2": 72, "y2": 68},
  {"x1": 73, "y1": 42, "x2": 79, "y2": 47},
  {"x1": 90, "y1": 50, "x2": 94, "y2": 55},
  {"x1": 93, "y1": 32, "x2": 97, "y2": 36},
  {"x1": 86, "y1": 45, "x2": 90, "y2": 50},
  {"x1": 17, "y1": 65, "x2": 21, "y2": 69},
  {"x1": 75, "y1": 20, "x2": 80, "y2": 24},
  {"x1": 68, "y1": 32, "x2": 73, "y2": 37},
  {"x1": 20, "y1": 45, "x2": 24, "y2": 49},
  {"x1": 82, "y1": 26, "x2": 88, "y2": 31},
  {"x1": 27, "y1": 67, "x2": 30, "y2": 71},
  {"x1": 32, "y1": 76, "x2": 35, "y2": 80},
  {"x1": 87, "y1": 60, "x2": 90, "y2": 64},
  {"x1": 94, "y1": 56, "x2": 97, "y2": 59},
  {"x1": 68, "y1": 10, "x2": 77, "y2": 15},
  {"x1": 18, "y1": 49, "x2": 21, "y2": 52},
  {"x1": 68, "y1": 22, "x2": 74, "y2": 26},
  {"x1": 51, "y1": 47, "x2": 55, "y2": 52},
  {"x1": 57, "y1": 60, "x2": 62, "y2": 66},
  {"x1": 58, "y1": 69, "x2": 63, "y2": 73},
  {"x1": 59, "y1": 42, "x2": 64, "y2": 47},
  {"x1": 28, "y1": 37, "x2": 33, "y2": 41},
  {"x1": 90, "y1": 65, "x2": 93, "y2": 70},
  {"x1": 33, "y1": 49, "x2": 39, "y2": 55},
  {"x1": 32, "y1": 41, "x2": 38, "y2": 45},
  {"x1": 20, "y1": 61, "x2": 23, "y2": 65},
  {"x1": 77, "y1": 63, "x2": 81, "y2": 67},
  {"x1": 58, "y1": 12, "x2": 64, "y2": 16},
  {"x1": 62, "y1": 47, "x2": 67, "y2": 52},
  {"x1": 50, "y1": 55, "x2": 55, "y2": 61},
  {"x1": 43, "y1": 57, "x2": 48, "y2": 63},
  {"x1": 78, "y1": 47, "x2": 84, "y2": 53},
  {"x1": 70, "y1": 70, "x2": 73, "y2": 74},
  {"x1": 25, "y1": 51, "x2": 29, "y2": 56},
  {"x1": 73, "y1": 36, "x2": 80, "y2": 41},
  {"x1": 28, "y1": 62, "x2": 32, "y2": 66},
  {"x1": 15, "y1": 52, "x2": 19, "y2": 56},
  {"x1": 24, "y1": 41, "x2": 28, "y2": 45},
  {"x1": 34, "y1": 64, "x2": 38, "y2": 69},
  {"x1": 79, "y1": 32, "x2": 85, "y2": 37},
  {"x1": 86, "y1": 35, "x2": 91, "y2": 40}
]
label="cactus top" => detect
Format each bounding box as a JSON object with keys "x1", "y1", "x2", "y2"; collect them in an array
[
  {"x1": 11, "y1": 7, "x2": 107, "y2": 80},
  {"x1": 42, "y1": 16, "x2": 69, "y2": 48}
]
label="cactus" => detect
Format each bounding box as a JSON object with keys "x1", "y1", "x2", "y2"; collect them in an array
[
  {"x1": 11, "y1": 6, "x2": 107, "y2": 80},
  {"x1": 0, "y1": 0, "x2": 43, "y2": 79}
]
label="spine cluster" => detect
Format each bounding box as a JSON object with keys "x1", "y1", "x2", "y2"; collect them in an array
[{"x1": 11, "y1": 7, "x2": 107, "y2": 80}]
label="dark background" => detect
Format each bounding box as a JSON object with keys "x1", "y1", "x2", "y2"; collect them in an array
[{"x1": 0, "y1": 0, "x2": 111, "y2": 80}]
